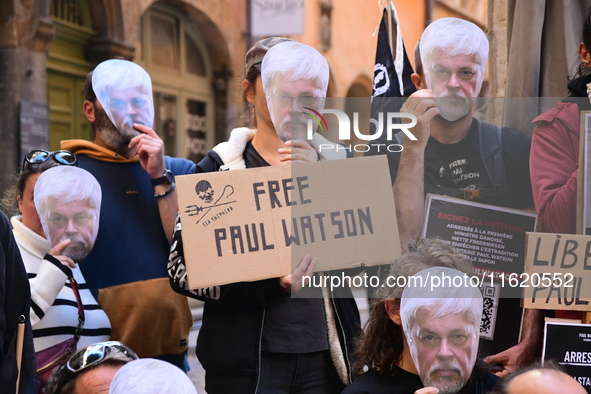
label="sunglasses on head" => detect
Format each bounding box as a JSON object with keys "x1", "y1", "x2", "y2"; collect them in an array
[
  {"x1": 66, "y1": 341, "x2": 138, "y2": 373},
  {"x1": 22, "y1": 150, "x2": 77, "y2": 171},
  {"x1": 47, "y1": 341, "x2": 138, "y2": 394}
]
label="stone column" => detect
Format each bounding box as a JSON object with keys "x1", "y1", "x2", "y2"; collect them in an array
[{"x1": 0, "y1": 0, "x2": 54, "y2": 198}]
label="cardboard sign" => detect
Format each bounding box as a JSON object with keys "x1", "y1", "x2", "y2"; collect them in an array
[
  {"x1": 523, "y1": 233, "x2": 591, "y2": 311},
  {"x1": 176, "y1": 155, "x2": 400, "y2": 289},
  {"x1": 543, "y1": 321, "x2": 591, "y2": 392}
]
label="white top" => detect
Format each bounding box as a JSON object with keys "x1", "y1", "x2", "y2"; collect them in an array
[{"x1": 11, "y1": 215, "x2": 111, "y2": 351}]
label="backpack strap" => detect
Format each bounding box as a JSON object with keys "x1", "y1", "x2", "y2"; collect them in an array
[{"x1": 477, "y1": 119, "x2": 503, "y2": 188}]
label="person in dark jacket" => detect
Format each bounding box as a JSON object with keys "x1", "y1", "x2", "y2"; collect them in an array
[
  {"x1": 168, "y1": 38, "x2": 359, "y2": 394},
  {"x1": 0, "y1": 210, "x2": 38, "y2": 393}
]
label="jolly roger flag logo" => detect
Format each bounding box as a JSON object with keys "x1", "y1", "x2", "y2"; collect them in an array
[{"x1": 365, "y1": 1, "x2": 417, "y2": 184}]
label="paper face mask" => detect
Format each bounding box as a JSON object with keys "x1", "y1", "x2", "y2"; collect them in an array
[
  {"x1": 92, "y1": 59, "x2": 154, "y2": 140},
  {"x1": 400, "y1": 267, "x2": 483, "y2": 394},
  {"x1": 261, "y1": 41, "x2": 327, "y2": 142},
  {"x1": 34, "y1": 166, "x2": 102, "y2": 263}
]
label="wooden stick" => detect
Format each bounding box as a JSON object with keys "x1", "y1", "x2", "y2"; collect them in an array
[{"x1": 15, "y1": 315, "x2": 25, "y2": 394}]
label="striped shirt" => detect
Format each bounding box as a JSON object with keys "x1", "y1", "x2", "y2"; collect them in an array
[{"x1": 11, "y1": 216, "x2": 111, "y2": 352}]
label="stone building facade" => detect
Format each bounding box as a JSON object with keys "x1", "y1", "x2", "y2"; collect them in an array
[{"x1": 0, "y1": 0, "x2": 494, "y2": 194}]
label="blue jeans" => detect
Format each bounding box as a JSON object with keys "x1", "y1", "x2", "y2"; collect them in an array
[{"x1": 259, "y1": 350, "x2": 345, "y2": 394}]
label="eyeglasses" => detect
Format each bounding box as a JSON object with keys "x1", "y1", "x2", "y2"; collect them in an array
[
  {"x1": 47, "y1": 212, "x2": 96, "y2": 229},
  {"x1": 430, "y1": 66, "x2": 480, "y2": 82},
  {"x1": 107, "y1": 96, "x2": 149, "y2": 111},
  {"x1": 46, "y1": 341, "x2": 137, "y2": 394},
  {"x1": 273, "y1": 93, "x2": 320, "y2": 107},
  {"x1": 22, "y1": 150, "x2": 77, "y2": 171}
]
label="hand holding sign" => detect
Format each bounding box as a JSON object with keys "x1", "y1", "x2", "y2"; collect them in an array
[{"x1": 280, "y1": 254, "x2": 317, "y2": 294}]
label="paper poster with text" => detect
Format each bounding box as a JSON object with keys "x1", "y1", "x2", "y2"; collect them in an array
[
  {"x1": 422, "y1": 195, "x2": 537, "y2": 343},
  {"x1": 543, "y1": 322, "x2": 591, "y2": 392}
]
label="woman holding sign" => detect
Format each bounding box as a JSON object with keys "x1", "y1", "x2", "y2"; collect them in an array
[{"x1": 168, "y1": 38, "x2": 359, "y2": 394}]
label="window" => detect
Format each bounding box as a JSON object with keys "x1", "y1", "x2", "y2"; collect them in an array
[{"x1": 139, "y1": 3, "x2": 213, "y2": 161}]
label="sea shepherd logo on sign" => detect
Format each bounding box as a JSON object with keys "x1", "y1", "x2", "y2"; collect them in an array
[{"x1": 304, "y1": 108, "x2": 417, "y2": 153}]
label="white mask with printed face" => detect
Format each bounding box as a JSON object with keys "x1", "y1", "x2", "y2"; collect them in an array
[
  {"x1": 261, "y1": 41, "x2": 328, "y2": 142},
  {"x1": 400, "y1": 267, "x2": 482, "y2": 394},
  {"x1": 92, "y1": 59, "x2": 154, "y2": 140},
  {"x1": 421, "y1": 49, "x2": 484, "y2": 122}
]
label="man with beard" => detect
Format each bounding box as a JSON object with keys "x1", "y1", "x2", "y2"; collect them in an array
[
  {"x1": 366, "y1": 18, "x2": 536, "y2": 378},
  {"x1": 60, "y1": 59, "x2": 196, "y2": 369}
]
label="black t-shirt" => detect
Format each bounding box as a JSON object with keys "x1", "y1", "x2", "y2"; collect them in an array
[
  {"x1": 342, "y1": 366, "x2": 499, "y2": 394},
  {"x1": 365, "y1": 118, "x2": 533, "y2": 209},
  {"x1": 244, "y1": 142, "x2": 329, "y2": 353}
]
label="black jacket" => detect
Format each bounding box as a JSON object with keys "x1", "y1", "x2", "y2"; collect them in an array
[
  {"x1": 168, "y1": 148, "x2": 361, "y2": 394},
  {"x1": 0, "y1": 211, "x2": 38, "y2": 393}
]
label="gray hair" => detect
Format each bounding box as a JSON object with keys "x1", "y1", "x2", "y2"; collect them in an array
[
  {"x1": 400, "y1": 266, "x2": 483, "y2": 336},
  {"x1": 108, "y1": 358, "x2": 197, "y2": 394},
  {"x1": 34, "y1": 166, "x2": 102, "y2": 219},
  {"x1": 92, "y1": 59, "x2": 153, "y2": 103},
  {"x1": 420, "y1": 17, "x2": 489, "y2": 73},
  {"x1": 261, "y1": 41, "x2": 330, "y2": 95}
]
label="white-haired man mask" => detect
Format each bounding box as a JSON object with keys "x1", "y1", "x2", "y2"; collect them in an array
[
  {"x1": 34, "y1": 166, "x2": 101, "y2": 263},
  {"x1": 401, "y1": 267, "x2": 483, "y2": 394},
  {"x1": 91, "y1": 59, "x2": 155, "y2": 140},
  {"x1": 418, "y1": 18, "x2": 488, "y2": 122},
  {"x1": 262, "y1": 41, "x2": 329, "y2": 142}
]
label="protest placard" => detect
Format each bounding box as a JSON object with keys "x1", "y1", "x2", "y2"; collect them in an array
[
  {"x1": 422, "y1": 195, "x2": 536, "y2": 281},
  {"x1": 523, "y1": 233, "x2": 591, "y2": 311},
  {"x1": 543, "y1": 321, "x2": 591, "y2": 392},
  {"x1": 176, "y1": 155, "x2": 400, "y2": 289},
  {"x1": 422, "y1": 195, "x2": 537, "y2": 342}
]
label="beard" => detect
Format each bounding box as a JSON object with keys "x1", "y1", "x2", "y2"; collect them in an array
[
  {"x1": 422, "y1": 360, "x2": 466, "y2": 394},
  {"x1": 94, "y1": 104, "x2": 131, "y2": 154},
  {"x1": 61, "y1": 237, "x2": 90, "y2": 263},
  {"x1": 436, "y1": 92, "x2": 471, "y2": 122},
  {"x1": 116, "y1": 115, "x2": 143, "y2": 141},
  {"x1": 276, "y1": 114, "x2": 308, "y2": 142}
]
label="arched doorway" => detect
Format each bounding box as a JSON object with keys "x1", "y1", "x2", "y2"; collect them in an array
[{"x1": 46, "y1": 0, "x2": 95, "y2": 149}]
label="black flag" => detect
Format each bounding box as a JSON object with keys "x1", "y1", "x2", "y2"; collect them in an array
[
  {"x1": 365, "y1": 1, "x2": 416, "y2": 184},
  {"x1": 371, "y1": 8, "x2": 415, "y2": 100}
]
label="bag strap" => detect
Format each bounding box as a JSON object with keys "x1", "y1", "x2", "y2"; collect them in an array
[{"x1": 69, "y1": 278, "x2": 85, "y2": 341}]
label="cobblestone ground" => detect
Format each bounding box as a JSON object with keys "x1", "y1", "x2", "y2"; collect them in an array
[{"x1": 184, "y1": 287, "x2": 369, "y2": 393}]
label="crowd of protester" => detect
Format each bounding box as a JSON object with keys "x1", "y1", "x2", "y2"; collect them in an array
[{"x1": 1, "y1": 6, "x2": 591, "y2": 394}]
